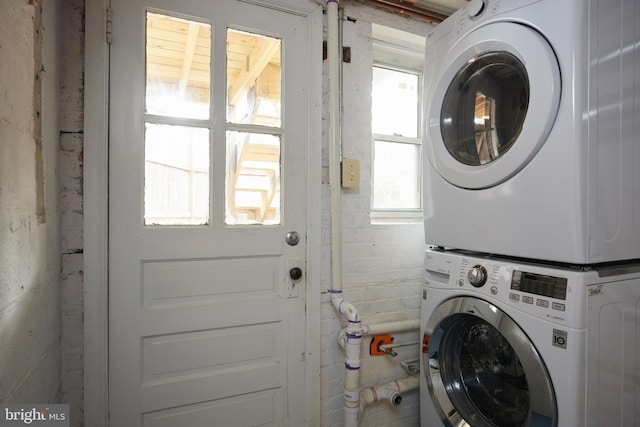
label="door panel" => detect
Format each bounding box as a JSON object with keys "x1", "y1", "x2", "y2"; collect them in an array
[{"x1": 109, "y1": 0, "x2": 311, "y2": 425}]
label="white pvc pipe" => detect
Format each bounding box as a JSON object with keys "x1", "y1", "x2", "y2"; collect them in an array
[
  {"x1": 325, "y1": 2, "x2": 362, "y2": 426},
  {"x1": 359, "y1": 375, "x2": 420, "y2": 415},
  {"x1": 327, "y1": 0, "x2": 342, "y2": 295},
  {"x1": 338, "y1": 319, "x2": 420, "y2": 349},
  {"x1": 362, "y1": 319, "x2": 420, "y2": 336}
]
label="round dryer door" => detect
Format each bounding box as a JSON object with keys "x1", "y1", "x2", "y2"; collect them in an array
[
  {"x1": 425, "y1": 22, "x2": 560, "y2": 189},
  {"x1": 423, "y1": 296, "x2": 557, "y2": 427}
]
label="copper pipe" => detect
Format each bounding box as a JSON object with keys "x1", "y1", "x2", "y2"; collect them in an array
[{"x1": 360, "y1": 0, "x2": 450, "y2": 23}]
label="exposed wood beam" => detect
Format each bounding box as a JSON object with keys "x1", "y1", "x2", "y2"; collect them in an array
[
  {"x1": 228, "y1": 37, "x2": 280, "y2": 106},
  {"x1": 178, "y1": 23, "x2": 200, "y2": 95}
]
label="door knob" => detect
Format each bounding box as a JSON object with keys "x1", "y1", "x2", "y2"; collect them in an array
[
  {"x1": 289, "y1": 267, "x2": 303, "y2": 280},
  {"x1": 285, "y1": 231, "x2": 300, "y2": 246}
]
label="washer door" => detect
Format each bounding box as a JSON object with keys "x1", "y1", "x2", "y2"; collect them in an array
[
  {"x1": 423, "y1": 296, "x2": 557, "y2": 427},
  {"x1": 425, "y1": 22, "x2": 560, "y2": 189}
]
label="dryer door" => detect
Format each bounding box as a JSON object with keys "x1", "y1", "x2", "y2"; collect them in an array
[
  {"x1": 425, "y1": 22, "x2": 560, "y2": 189},
  {"x1": 423, "y1": 296, "x2": 557, "y2": 427}
]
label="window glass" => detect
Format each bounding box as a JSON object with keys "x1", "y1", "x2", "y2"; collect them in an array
[
  {"x1": 225, "y1": 131, "x2": 280, "y2": 225},
  {"x1": 441, "y1": 52, "x2": 529, "y2": 166},
  {"x1": 144, "y1": 12, "x2": 211, "y2": 226},
  {"x1": 372, "y1": 140, "x2": 420, "y2": 210},
  {"x1": 146, "y1": 13, "x2": 211, "y2": 120},
  {"x1": 371, "y1": 64, "x2": 422, "y2": 214},
  {"x1": 226, "y1": 29, "x2": 281, "y2": 127},
  {"x1": 372, "y1": 67, "x2": 419, "y2": 138},
  {"x1": 144, "y1": 124, "x2": 210, "y2": 225}
]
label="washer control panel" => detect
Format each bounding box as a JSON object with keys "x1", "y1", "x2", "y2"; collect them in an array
[{"x1": 425, "y1": 249, "x2": 589, "y2": 329}]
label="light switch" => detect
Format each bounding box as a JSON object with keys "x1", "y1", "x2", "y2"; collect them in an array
[{"x1": 342, "y1": 158, "x2": 360, "y2": 188}]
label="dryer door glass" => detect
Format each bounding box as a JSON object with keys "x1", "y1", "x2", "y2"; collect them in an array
[
  {"x1": 424, "y1": 22, "x2": 560, "y2": 189},
  {"x1": 441, "y1": 52, "x2": 529, "y2": 166}
]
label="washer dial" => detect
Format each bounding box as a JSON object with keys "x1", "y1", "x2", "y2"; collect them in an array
[{"x1": 468, "y1": 265, "x2": 488, "y2": 287}]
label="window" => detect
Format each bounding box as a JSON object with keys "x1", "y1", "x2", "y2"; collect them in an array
[{"x1": 371, "y1": 24, "x2": 425, "y2": 220}]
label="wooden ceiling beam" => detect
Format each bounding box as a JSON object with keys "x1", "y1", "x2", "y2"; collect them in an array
[
  {"x1": 228, "y1": 37, "x2": 280, "y2": 107},
  {"x1": 178, "y1": 23, "x2": 201, "y2": 95}
]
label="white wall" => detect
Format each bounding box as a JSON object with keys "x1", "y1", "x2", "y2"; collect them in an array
[
  {"x1": 320, "y1": 2, "x2": 432, "y2": 426},
  {"x1": 0, "y1": 0, "x2": 61, "y2": 404}
]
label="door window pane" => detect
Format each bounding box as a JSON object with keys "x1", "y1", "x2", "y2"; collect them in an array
[
  {"x1": 226, "y1": 29, "x2": 281, "y2": 127},
  {"x1": 226, "y1": 131, "x2": 280, "y2": 225},
  {"x1": 146, "y1": 12, "x2": 211, "y2": 120},
  {"x1": 373, "y1": 140, "x2": 420, "y2": 210},
  {"x1": 145, "y1": 124, "x2": 209, "y2": 225}
]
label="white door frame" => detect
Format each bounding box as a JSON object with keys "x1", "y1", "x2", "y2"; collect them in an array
[{"x1": 83, "y1": 0, "x2": 322, "y2": 425}]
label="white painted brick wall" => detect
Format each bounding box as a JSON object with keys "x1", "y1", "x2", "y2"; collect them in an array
[{"x1": 320, "y1": 2, "x2": 432, "y2": 426}]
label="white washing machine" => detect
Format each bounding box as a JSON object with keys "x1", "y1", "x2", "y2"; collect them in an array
[
  {"x1": 422, "y1": 0, "x2": 640, "y2": 264},
  {"x1": 420, "y1": 248, "x2": 640, "y2": 426}
]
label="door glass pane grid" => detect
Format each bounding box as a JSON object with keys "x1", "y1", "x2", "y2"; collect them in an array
[
  {"x1": 144, "y1": 12, "x2": 212, "y2": 226},
  {"x1": 225, "y1": 28, "x2": 283, "y2": 225}
]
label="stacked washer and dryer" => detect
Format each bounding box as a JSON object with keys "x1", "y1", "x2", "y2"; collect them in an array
[{"x1": 419, "y1": 0, "x2": 640, "y2": 426}]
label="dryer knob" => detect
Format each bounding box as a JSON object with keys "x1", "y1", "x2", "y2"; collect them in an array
[
  {"x1": 467, "y1": 0, "x2": 486, "y2": 18},
  {"x1": 468, "y1": 265, "x2": 488, "y2": 287}
]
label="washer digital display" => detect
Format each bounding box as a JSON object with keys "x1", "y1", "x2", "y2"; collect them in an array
[{"x1": 511, "y1": 270, "x2": 567, "y2": 300}]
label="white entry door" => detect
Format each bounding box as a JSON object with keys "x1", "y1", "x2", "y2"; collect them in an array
[{"x1": 108, "y1": 0, "x2": 317, "y2": 425}]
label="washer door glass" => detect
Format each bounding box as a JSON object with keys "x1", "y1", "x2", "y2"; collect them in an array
[
  {"x1": 423, "y1": 296, "x2": 557, "y2": 426},
  {"x1": 424, "y1": 22, "x2": 560, "y2": 189},
  {"x1": 441, "y1": 52, "x2": 528, "y2": 167}
]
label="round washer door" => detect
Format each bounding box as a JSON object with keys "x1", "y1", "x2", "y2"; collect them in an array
[
  {"x1": 425, "y1": 22, "x2": 560, "y2": 189},
  {"x1": 423, "y1": 296, "x2": 557, "y2": 427}
]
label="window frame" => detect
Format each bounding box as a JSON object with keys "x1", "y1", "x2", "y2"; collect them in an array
[{"x1": 370, "y1": 33, "x2": 425, "y2": 221}]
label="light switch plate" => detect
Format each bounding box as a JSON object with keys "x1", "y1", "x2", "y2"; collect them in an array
[{"x1": 342, "y1": 158, "x2": 360, "y2": 188}]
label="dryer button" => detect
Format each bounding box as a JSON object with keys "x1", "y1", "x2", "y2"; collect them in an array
[
  {"x1": 509, "y1": 293, "x2": 520, "y2": 302},
  {"x1": 522, "y1": 296, "x2": 534, "y2": 304}
]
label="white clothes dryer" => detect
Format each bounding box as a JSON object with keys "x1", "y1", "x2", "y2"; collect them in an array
[
  {"x1": 422, "y1": 0, "x2": 640, "y2": 264},
  {"x1": 420, "y1": 248, "x2": 640, "y2": 427}
]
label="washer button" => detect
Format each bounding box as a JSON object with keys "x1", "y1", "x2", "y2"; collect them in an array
[
  {"x1": 536, "y1": 299, "x2": 549, "y2": 308},
  {"x1": 509, "y1": 293, "x2": 520, "y2": 302},
  {"x1": 552, "y1": 302, "x2": 566, "y2": 311},
  {"x1": 522, "y1": 296, "x2": 534, "y2": 304}
]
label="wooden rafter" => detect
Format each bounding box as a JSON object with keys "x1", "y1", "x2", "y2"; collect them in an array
[
  {"x1": 228, "y1": 36, "x2": 280, "y2": 106},
  {"x1": 178, "y1": 22, "x2": 201, "y2": 95}
]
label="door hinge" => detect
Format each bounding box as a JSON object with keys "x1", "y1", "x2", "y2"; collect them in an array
[{"x1": 106, "y1": 7, "x2": 113, "y2": 44}]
